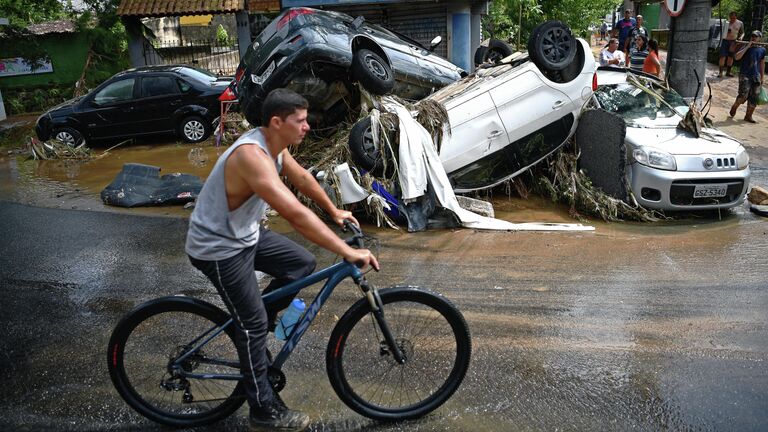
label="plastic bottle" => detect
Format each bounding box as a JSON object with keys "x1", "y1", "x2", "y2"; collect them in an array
[{"x1": 275, "y1": 298, "x2": 305, "y2": 341}]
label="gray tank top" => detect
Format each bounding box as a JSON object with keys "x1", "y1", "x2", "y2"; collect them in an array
[{"x1": 185, "y1": 128, "x2": 283, "y2": 260}]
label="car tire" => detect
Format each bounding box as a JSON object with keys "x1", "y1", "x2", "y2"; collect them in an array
[
  {"x1": 351, "y1": 49, "x2": 395, "y2": 95},
  {"x1": 52, "y1": 127, "x2": 83, "y2": 147},
  {"x1": 527, "y1": 21, "x2": 577, "y2": 72},
  {"x1": 179, "y1": 116, "x2": 211, "y2": 143},
  {"x1": 475, "y1": 39, "x2": 514, "y2": 65},
  {"x1": 348, "y1": 116, "x2": 395, "y2": 178},
  {"x1": 541, "y1": 37, "x2": 585, "y2": 84}
]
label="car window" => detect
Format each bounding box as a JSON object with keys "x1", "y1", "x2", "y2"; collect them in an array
[
  {"x1": 93, "y1": 78, "x2": 135, "y2": 105},
  {"x1": 140, "y1": 76, "x2": 179, "y2": 97},
  {"x1": 594, "y1": 82, "x2": 689, "y2": 122},
  {"x1": 180, "y1": 66, "x2": 218, "y2": 83},
  {"x1": 177, "y1": 79, "x2": 193, "y2": 93}
]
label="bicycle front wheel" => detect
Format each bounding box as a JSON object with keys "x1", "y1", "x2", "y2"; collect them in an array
[
  {"x1": 326, "y1": 286, "x2": 471, "y2": 421},
  {"x1": 107, "y1": 296, "x2": 245, "y2": 428}
]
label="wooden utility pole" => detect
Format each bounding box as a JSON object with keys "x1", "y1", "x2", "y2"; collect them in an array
[{"x1": 666, "y1": 0, "x2": 712, "y2": 104}]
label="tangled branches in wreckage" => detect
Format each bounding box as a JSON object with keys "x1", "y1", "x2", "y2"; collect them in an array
[
  {"x1": 523, "y1": 140, "x2": 663, "y2": 222},
  {"x1": 28, "y1": 138, "x2": 91, "y2": 160}
]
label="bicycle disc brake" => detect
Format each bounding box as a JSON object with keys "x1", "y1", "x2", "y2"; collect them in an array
[{"x1": 268, "y1": 366, "x2": 286, "y2": 393}]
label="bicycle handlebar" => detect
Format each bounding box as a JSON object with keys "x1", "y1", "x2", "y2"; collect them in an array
[{"x1": 342, "y1": 219, "x2": 365, "y2": 249}]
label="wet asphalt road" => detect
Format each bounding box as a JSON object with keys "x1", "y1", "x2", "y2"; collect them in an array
[{"x1": 0, "y1": 200, "x2": 767, "y2": 431}]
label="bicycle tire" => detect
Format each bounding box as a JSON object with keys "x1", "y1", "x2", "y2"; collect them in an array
[
  {"x1": 107, "y1": 296, "x2": 245, "y2": 428},
  {"x1": 326, "y1": 286, "x2": 471, "y2": 421}
]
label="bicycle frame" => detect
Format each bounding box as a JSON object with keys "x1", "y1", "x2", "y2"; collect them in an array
[{"x1": 173, "y1": 260, "x2": 366, "y2": 381}]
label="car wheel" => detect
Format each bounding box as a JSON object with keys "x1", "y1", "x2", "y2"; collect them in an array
[
  {"x1": 475, "y1": 39, "x2": 514, "y2": 65},
  {"x1": 541, "y1": 38, "x2": 585, "y2": 84},
  {"x1": 52, "y1": 127, "x2": 83, "y2": 147},
  {"x1": 179, "y1": 116, "x2": 211, "y2": 143},
  {"x1": 351, "y1": 49, "x2": 395, "y2": 95},
  {"x1": 527, "y1": 21, "x2": 577, "y2": 72},
  {"x1": 348, "y1": 116, "x2": 395, "y2": 178}
]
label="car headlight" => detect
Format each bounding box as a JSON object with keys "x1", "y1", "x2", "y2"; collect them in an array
[
  {"x1": 632, "y1": 146, "x2": 677, "y2": 171},
  {"x1": 735, "y1": 146, "x2": 749, "y2": 169}
]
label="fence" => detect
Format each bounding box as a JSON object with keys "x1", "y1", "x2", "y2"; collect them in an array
[{"x1": 143, "y1": 37, "x2": 240, "y2": 76}]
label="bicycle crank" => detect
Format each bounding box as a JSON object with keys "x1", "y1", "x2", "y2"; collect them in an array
[{"x1": 268, "y1": 366, "x2": 286, "y2": 392}]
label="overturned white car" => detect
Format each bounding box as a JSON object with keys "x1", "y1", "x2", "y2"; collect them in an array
[{"x1": 348, "y1": 21, "x2": 597, "y2": 192}]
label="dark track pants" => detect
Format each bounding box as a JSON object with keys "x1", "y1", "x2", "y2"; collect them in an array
[{"x1": 189, "y1": 227, "x2": 316, "y2": 410}]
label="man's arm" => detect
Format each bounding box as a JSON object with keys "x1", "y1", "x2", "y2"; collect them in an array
[
  {"x1": 280, "y1": 150, "x2": 359, "y2": 227},
  {"x1": 735, "y1": 42, "x2": 751, "y2": 60},
  {"x1": 233, "y1": 147, "x2": 378, "y2": 270}
]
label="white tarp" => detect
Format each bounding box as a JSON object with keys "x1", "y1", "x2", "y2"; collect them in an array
[{"x1": 381, "y1": 98, "x2": 594, "y2": 232}]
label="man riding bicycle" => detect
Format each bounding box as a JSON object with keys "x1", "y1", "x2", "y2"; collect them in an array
[{"x1": 185, "y1": 88, "x2": 379, "y2": 432}]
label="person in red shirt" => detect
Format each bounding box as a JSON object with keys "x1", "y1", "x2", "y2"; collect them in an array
[{"x1": 643, "y1": 39, "x2": 661, "y2": 77}]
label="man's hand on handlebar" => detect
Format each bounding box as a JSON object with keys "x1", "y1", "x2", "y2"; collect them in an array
[
  {"x1": 330, "y1": 209, "x2": 359, "y2": 229},
  {"x1": 344, "y1": 248, "x2": 380, "y2": 272}
]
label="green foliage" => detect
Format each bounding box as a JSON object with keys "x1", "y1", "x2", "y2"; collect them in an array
[
  {"x1": 215, "y1": 24, "x2": 229, "y2": 45},
  {"x1": 0, "y1": 0, "x2": 65, "y2": 26},
  {"x1": 3, "y1": 84, "x2": 76, "y2": 115},
  {"x1": 484, "y1": 0, "x2": 616, "y2": 46}
]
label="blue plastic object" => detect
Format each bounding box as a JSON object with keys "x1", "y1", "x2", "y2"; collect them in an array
[
  {"x1": 275, "y1": 298, "x2": 306, "y2": 341},
  {"x1": 371, "y1": 180, "x2": 401, "y2": 219}
]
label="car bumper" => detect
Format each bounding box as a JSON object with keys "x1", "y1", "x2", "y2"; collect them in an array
[
  {"x1": 629, "y1": 163, "x2": 750, "y2": 210},
  {"x1": 35, "y1": 114, "x2": 52, "y2": 141}
]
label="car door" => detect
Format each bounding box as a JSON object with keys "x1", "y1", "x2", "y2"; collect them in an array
[
  {"x1": 81, "y1": 77, "x2": 140, "y2": 140},
  {"x1": 361, "y1": 24, "x2": 424, "y2": 98},
  {"x1": 488, "y1": 67, "x2": 575, "y2": 169},
  {"x1": 135, "y1": 75, "x2": 184, "y2": 134}
]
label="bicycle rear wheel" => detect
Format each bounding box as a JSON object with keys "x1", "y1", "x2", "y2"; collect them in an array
[
  {"x1": 107, "y1": 296, "x2": 245, "y2": 427},
  {"x1": 326, "y1": 286, "x2": 471, "y2": 421}
]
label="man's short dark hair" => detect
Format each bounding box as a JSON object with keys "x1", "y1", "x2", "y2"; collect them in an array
[{"x1": 260, "y1": 88, "x2": 309, "y2": 126}]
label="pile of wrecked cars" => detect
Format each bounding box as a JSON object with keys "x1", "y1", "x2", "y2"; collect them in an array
[{"x1": 232, "y1": 6, "x2": 750, "y2": 219}]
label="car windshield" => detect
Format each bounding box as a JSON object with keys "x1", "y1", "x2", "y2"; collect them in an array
[
  {"x1": 180, "y1": 66, "x2": 218, "y2": 82},
  {"x1": 594, "y1": 81, "x2": 689, "y2": 124}
]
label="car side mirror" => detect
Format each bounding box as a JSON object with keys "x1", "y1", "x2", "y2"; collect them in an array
[
  {"x1": 351, "y1": 16, "x2": 365, "y2": 30},
  {"x1": 429, "y1": 36, "x2": 442, "y2": 51}
]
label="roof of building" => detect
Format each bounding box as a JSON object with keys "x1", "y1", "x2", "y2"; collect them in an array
[
  {"x1": 117, "y1": 0, "x2": 247, "y2": 17},
  {"x1": 26, "y1": 20, "x2": 77, "y2": 35}
]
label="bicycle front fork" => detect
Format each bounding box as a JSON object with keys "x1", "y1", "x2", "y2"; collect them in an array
[{"x1": 359, "y1": 279, "x2": 407, "y2": 364}]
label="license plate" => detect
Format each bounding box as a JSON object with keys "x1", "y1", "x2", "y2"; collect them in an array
[
  {"x1": 251, "y1": 61, "x2": 275, "y2": 85},
  {"x1": 693, "y1": 184, "x2": 727, "y2": 198}
]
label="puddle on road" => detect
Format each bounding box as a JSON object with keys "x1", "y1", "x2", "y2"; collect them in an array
[{"x1": 0, "y1": 138, "x2": 763, "y2": 236}]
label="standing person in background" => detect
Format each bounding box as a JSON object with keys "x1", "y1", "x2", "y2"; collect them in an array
[
  {"x1": 599, "y1": 38, "x2": 626, "y2": 67},
  {"x1": 600, "y1": 21, "x2": 608, "y2": 41},
  {"x1": 630, "y1": 15, "x2": 648, "y2": 45},
  {"x1": 643, "y1": 39, "x2": 662, "y2": 77},
  {"x1": 719, "y1": 11, "x2": 745, "y2": 77},
  {"x1": 729, "y1": 31, "x2": 765, "y2": 123},
  {"x1": 616, "y1": 9, "x2": 636, "y2": 56},
  {"x1": 629, "y1": 35, "x2": 649, "y2": 72}
]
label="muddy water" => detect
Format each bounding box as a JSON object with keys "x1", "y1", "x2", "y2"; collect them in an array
[{"x1": 0, "y1": 140, "x2": 226, "y2": 217}]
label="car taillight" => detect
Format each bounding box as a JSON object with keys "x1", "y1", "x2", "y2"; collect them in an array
[
  {"x1": 234, "y1": 66, "x2": 245, "y2": 83},
  {"x1": 277, "y1": 8, "x2": 314, "y2": 30},
  {"x1": 592, "y1": 73, "x2": 598, "y2": 91},
  {"x1": 219, "y1": 85, "x2": 237, "y2": 101}
]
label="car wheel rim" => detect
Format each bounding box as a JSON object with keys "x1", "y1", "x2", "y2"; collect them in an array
[
  {"x1": 542, "y1": 28, "x2": 571, "y2": 63},
  {"x1": 362, "y1": 126, "x2": 379, "y2": 157},
  {"x1": 364, "y1": 56, "x2": 389, "y2": 80},
  {"x1": 55, "y1": 131, "x2": 75, "y2": 146},
  {"x1": 486, "y1": 48, "x2": 504, "y2": 63},
  {"x1": 184, "y1": 121, "x2": 205, "y2": 141}
]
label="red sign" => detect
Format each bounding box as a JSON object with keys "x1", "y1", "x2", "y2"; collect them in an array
[{"x1": 664, "y1": 0, "x2": 687, "y2": 17}]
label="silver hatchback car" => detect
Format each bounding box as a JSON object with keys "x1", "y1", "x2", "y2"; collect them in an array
[{"x1": 593, "y1": 68, "x2": 750, "y2": 211}]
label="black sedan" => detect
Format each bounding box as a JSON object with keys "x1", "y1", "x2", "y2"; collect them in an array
[
  {"x1": 235, "y1": 7, "x2": 465, "y2": 130},
  {"x1": 35, "y1": 65, "x2": 230, "y2": 145}
]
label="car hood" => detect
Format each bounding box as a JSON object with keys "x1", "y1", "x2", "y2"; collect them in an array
[
  {"x1": 625, "y1": 125, "x2": 744, "y2": 155},
  {"x1": 47, "y1": 96, "x2": 83, "y2": 115}
]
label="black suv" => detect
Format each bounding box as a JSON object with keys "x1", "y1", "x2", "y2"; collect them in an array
[
  {"x1": 36, "y1": 65, "x2": 231, "y2": 145},
  {"x1": 235, "y1": 7, "x2": 465, "y2": 130}
]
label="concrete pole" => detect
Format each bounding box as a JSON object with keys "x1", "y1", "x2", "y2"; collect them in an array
[
  {"x1": 666, "y1": 0, "x2": 712, "y2": 104},
  {"x1": 236, "y1": 11, "x2": 251, "y2": 58},
  {"x1": 470, "y1": 2, "x2": 488, "y2": 72},
  {"x1": 447, "y1": 2, "x2": 471, "y2": 71}
]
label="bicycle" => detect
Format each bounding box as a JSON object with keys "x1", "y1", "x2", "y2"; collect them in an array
[{"x1": 107, "y1": 221, "x2": 472, "y2": 428}]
